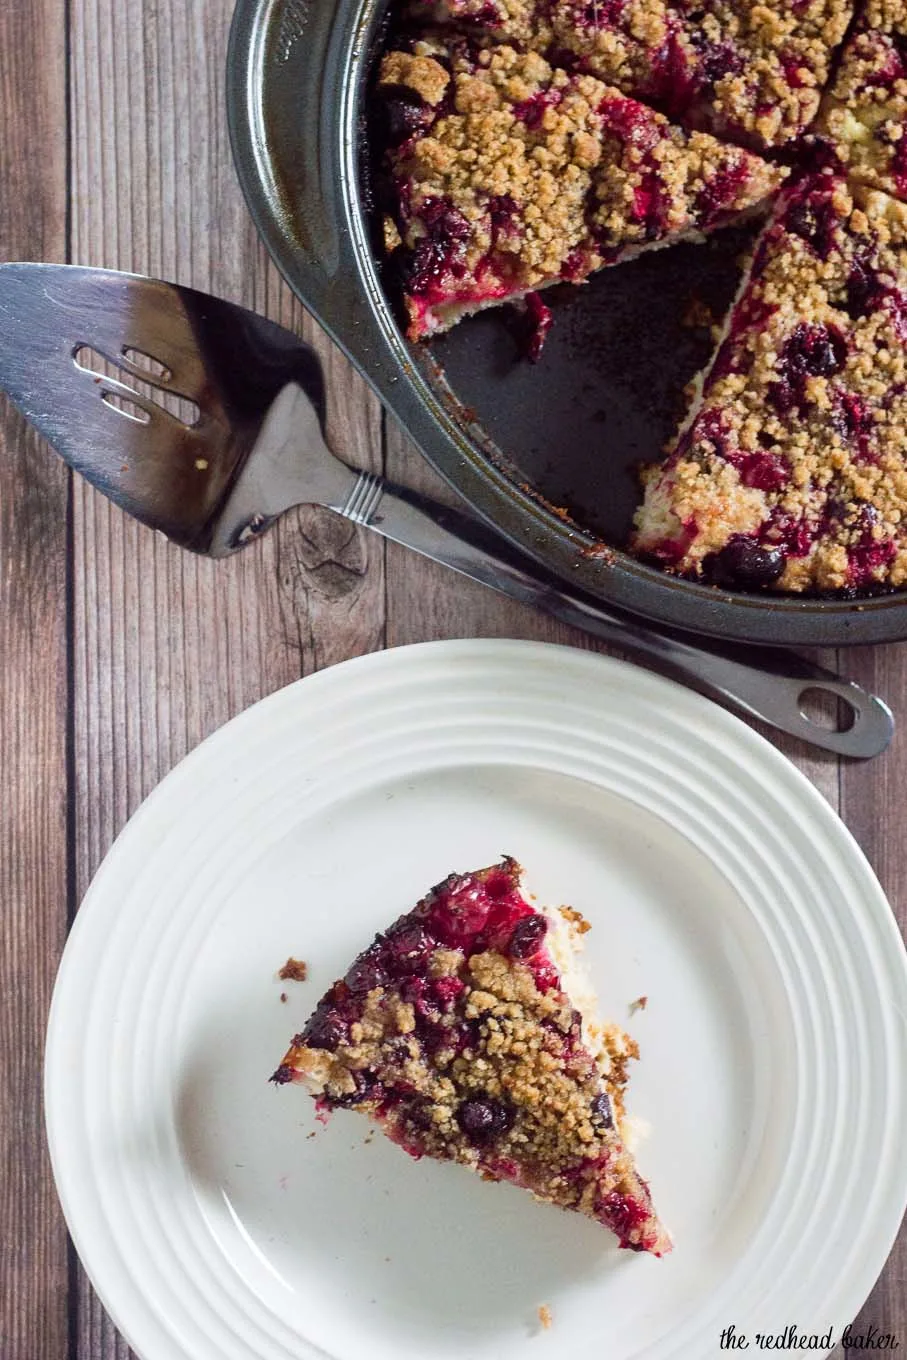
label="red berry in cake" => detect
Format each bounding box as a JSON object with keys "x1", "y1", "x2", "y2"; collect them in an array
[
  {"x1": 273, "y1": 859, "x2": 670, "y2": 1255},
  {"x1": 508, "y1": 914, "x2": 549, "y2": 958},
  {"x1": 456, "y1": 1096, "x2": 516, "y2": 1143}
]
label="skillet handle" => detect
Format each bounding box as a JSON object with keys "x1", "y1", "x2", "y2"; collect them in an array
[{"x1": 343, "y1": 476, "x2": 895, "y2": 760}]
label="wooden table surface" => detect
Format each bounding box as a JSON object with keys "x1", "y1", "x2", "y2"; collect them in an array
[{"x1": 2, "y1": 1, "x2": 906, "y2": 1356}]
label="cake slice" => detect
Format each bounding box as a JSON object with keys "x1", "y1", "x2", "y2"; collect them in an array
[
  {"x1": 633, "y1": 171, "x2": 907, "y2": 593},
  {"x1": 402, "y1": 0, "x2": 855, "y2": 151},
  {"x1": 376, "y1": 40, "x2": 782, "y2": 338},
  {"x1": 817, "y1": 0, "x2": 907, "y2": 203},
  {"x1": 272, "y1": 857, "x2": 671, "y2": 1255}
]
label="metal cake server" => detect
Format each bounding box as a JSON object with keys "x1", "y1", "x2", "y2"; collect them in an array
[{"x1": 0, "y1": 261, "x2": 893, "y2": 758}]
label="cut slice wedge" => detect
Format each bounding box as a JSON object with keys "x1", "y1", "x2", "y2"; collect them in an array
[
  {"x1": 272, "y1": 857, "x2": 671, "y2": 1255},
  {"x1": 633, "y1": 172, "x2": 907, "y2": 593},
  {"x1": 403, "y1": 0, "x2": 855, "y2": 150},
  {"x1": 375, "y1": 40, "x2": 783, "y2": 339}
]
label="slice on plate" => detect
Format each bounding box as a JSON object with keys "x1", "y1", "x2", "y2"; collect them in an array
[
  {"x1": 402, "y1": 0, "x2": 855, "y2": 150},
  {"x1": 633, "y1": 171, "x2": 907, "y2": 593},
  {"x1": 817, "y1": 0, "x2": 907, "y2": 203},
  {"x1": 375, "y1": 40, "x2": 782, "y2": 338},
  {"x1": 272, "y1": 856, "x2": 671, "y2": 1255}
]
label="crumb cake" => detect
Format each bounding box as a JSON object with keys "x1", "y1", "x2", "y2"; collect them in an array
[
  {"x1": 403, "y1": 0, "x2": 855, "y2": 150},
  {"x1": 633, "y1": 171, "x2": 907, "y2": 592},
  {"x1": 818, "y1": 0, "x2": 907, "y2": 202},
  {"x1": 376, "y1": 40, "x2": 781, "y2": 337},
  {"x1": 272, "y1": 857, "x2": 670, "y2": 1254},
  {"x1": 372, "y1": 0, "x2": 907, "y2": 597}
]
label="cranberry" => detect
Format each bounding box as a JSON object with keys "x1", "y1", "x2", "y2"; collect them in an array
[
  {"x1": 845, "y1": 259, "x2": 886, "y2": 320},
  {"x1": 764, "y1": 510, "x2": 813, "y2": 558},
  {"x1": 648, "y1": 28, "x2": 695, "y2": 118},
  {"x1": 696, "y1": 161, "x2": 749, "y2": 228},
  {"x1": 696, "y1": 408, "x2": 729, "y2": 459},
  {"x1": 519, "y1": 291, "x2": 553, "y2": 364},
  {"x1": 508, "y1": 914, "x2": 548, "y2": 959},
  {"x1": 598, "y1": 96, "x2": 660, "y2": 153},
  {"x1": 384, "y1": 920, "x2": 434, "y2": 977},
  {"x1": 302, "y1": 1007, "x2": 348, "y2": 1052},
  {"x1": 709, "y1": 537, "x2": 785, "y2": 589},
  {"x1": 432, "y1": 975, "x2": 465, "y2": 1011},
  {"x1": 377, "y1": 86, "x2": 435, "y2": 148},
  {"x1": 832, "y1": 391, "x2": 874, "y2": 459},
  {"x1": 772, "y1": 322, "x2": 847, "y2": 414},
  {"x1": 597, "y1": 1189, "x2": 651, "y2": 1247},
  {"x1": 428, "y1": 875, "x2": 493, "y2": 947},
  {"x1": 848, "y1": 507, "x2": 896, "y2": 585},
  {"x1": 512, "y1": 88, "x2": 562, "y2": 130},
  {"x1": 455, "y1": 1096, "x2": 515, "y2": 1144},
  {"x1": 784, "y1": 194, "x2": 839, "y2": 261},
  {"x1": 488, "y1": 194, "x2": 518, "y2": 244},
  {"x1": 345, "y1": 947, "x2": 388, "y2": 993},
  {"x1": 697, "y1": 40, "x2": 743, "y2": 87},
  {"x1": 405, "y1": 197, "x2": 472, "y2": 297},
  {"x1": 591, "y1": 1092, "x2": 614, "y2": 1129}
]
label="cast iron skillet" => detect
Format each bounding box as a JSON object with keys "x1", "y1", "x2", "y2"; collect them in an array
[{"x1": 226, "y1": 0, "x2": 907, "y2": 646}]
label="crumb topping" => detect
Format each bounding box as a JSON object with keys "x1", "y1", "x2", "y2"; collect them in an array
[
  {"x1": 274, "y1": 859, "x2": 669, "y2": 1253},
  {"x1": 403, "y1": 0, "x2": 855, "y2": 149},
  {"x1": 818, "y1": 0, "x2": 907, "y2": 202},
  {"x1": 634, "y1": 173, "x2": 907, "y2": 592},
  {"x1": 278, "y1": 956, "x2": 308, "y2": 981}
]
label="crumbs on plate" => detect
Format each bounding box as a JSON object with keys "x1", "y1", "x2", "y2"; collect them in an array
[
  {"x1": 278, "y1": 957, "x2": 308, "y2": 982},
  {"x1": 537, "y1": 1304, "x2": 553, "y2": 1331},
  {"x1": 629, "y1": 995, "x2": 648, "y2": 1015}
]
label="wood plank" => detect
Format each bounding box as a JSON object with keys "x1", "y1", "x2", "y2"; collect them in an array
[
  {"x1": 68, "y1": 0, "x2": 384, "y2": 1353},
  {"x1": 384, "y1": 417, "x2": 840, "y2": 807},
  {"x1": 833, "y1": 641, "x2": 907, "y2": 1353},
  {"x1": 0, "y1": 1, "x2": 70, "y2": 1358}
]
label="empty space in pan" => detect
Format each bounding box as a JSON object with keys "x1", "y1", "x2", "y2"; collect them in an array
[{"x1": 424, "y1": 228, "x2": 753, "y2": 547}]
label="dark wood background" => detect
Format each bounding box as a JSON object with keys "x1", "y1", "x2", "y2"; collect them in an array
[{"x1": 1, "y1": 0, "x2": 904, "y2": 1355}]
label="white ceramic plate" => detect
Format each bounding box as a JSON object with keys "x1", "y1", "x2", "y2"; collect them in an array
[{"x1": 46, "y1": 640, "x2": 907, "y2": 1360}]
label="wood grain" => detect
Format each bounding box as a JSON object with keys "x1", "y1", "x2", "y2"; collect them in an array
[
  {"x1": 0, "y1": 2, "x2": 70, "y2": 1358},
  {"x1": 0, "y1": 0, "x2": 902, "y2": 1353},
  {"x1": 67, "y1": 0, "x2": 383, "y2": 1354}
]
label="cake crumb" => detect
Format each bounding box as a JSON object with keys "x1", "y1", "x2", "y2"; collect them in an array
[
  {"x1": 629, "y1": 996, "x2": 648, "y2": 1015},
  {"x1": 279, "y1": 991, "x2": 288, "y2": 1003},
  {"x1": 278, "y1": 957, "x2": 308, "y2": 982},
  {"x1": 537, "y1": 1304, "x2": 553, "y2": 1331},
  {"x1": 559, "y1": 905, "x2": 592, "y2": 935}
]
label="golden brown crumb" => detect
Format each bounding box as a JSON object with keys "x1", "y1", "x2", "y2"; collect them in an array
[
  {"x1": 278, "y1": 957, "x2": 308, "y2": 982},
  {"x1": 629, "y1": 996, "x2": 648, "y2": 1015},
  {"x1": 559, "y1": 904, "x2": 592, "y2": 935},
  {"x1": 537, "y1": 1303, "x2": 553, "y2": 1331}
]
